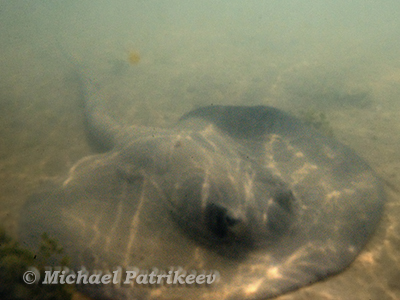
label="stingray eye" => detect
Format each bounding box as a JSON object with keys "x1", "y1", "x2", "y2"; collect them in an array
[
  {"x1": 206, "y1": 203, "x2": 239, "y2": 239},
  {"x1": 274, "y1": 189, "x2": 294, "y2": 213},
  {"x1": 116, "y1": 167, "x2": 143, "y2": 184},
  {"x1": 265, "y1": 188, "x2": 295, "y2": 234}
]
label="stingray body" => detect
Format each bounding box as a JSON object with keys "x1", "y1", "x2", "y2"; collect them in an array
[{"x1": 19, "y1": 70, "x2": 385, "y2": 299}]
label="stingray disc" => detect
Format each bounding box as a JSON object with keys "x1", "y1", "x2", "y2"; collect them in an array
[{"x1": 20, "y1": 105, "x2": 385, "y2": 300}]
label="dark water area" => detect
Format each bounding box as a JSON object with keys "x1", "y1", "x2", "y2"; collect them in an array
[{"x1": 1, "y1": 1, "x2": 400, "y2": 299}]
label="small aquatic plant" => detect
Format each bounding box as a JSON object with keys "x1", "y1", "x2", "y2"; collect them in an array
[{"x1": 0, "y1": 227, "x2": 73, "y2": 300}]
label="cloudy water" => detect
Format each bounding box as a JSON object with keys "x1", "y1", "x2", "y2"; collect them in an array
[{"x1": 1, "y1": 1, "x2": 399, "y2": 300}]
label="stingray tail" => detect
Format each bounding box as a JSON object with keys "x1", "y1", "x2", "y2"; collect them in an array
[
  {"x1": 57, "y1": 44, "x2": 121, "y2": 153},
  {"x1": 79, "y1": 77, "x2": 121, "y2": 152}
]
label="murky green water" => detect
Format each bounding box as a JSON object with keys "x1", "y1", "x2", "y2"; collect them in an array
[{"x1": 1, "y1": 1, "x2": 399, "y2": 299}]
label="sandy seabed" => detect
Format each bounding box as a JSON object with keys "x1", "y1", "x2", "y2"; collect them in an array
[{"x1": 1, "y1": 26, "x2": 399, "y2": 300}]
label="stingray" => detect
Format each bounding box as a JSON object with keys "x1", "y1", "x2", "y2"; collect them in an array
[{"x1": 19, "y1": 68, "x2": 385, "y2": 300}]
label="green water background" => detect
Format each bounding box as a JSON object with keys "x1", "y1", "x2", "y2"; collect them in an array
[{"x1": 1, "y1": 1, "x2": 399, "y2": 299}]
